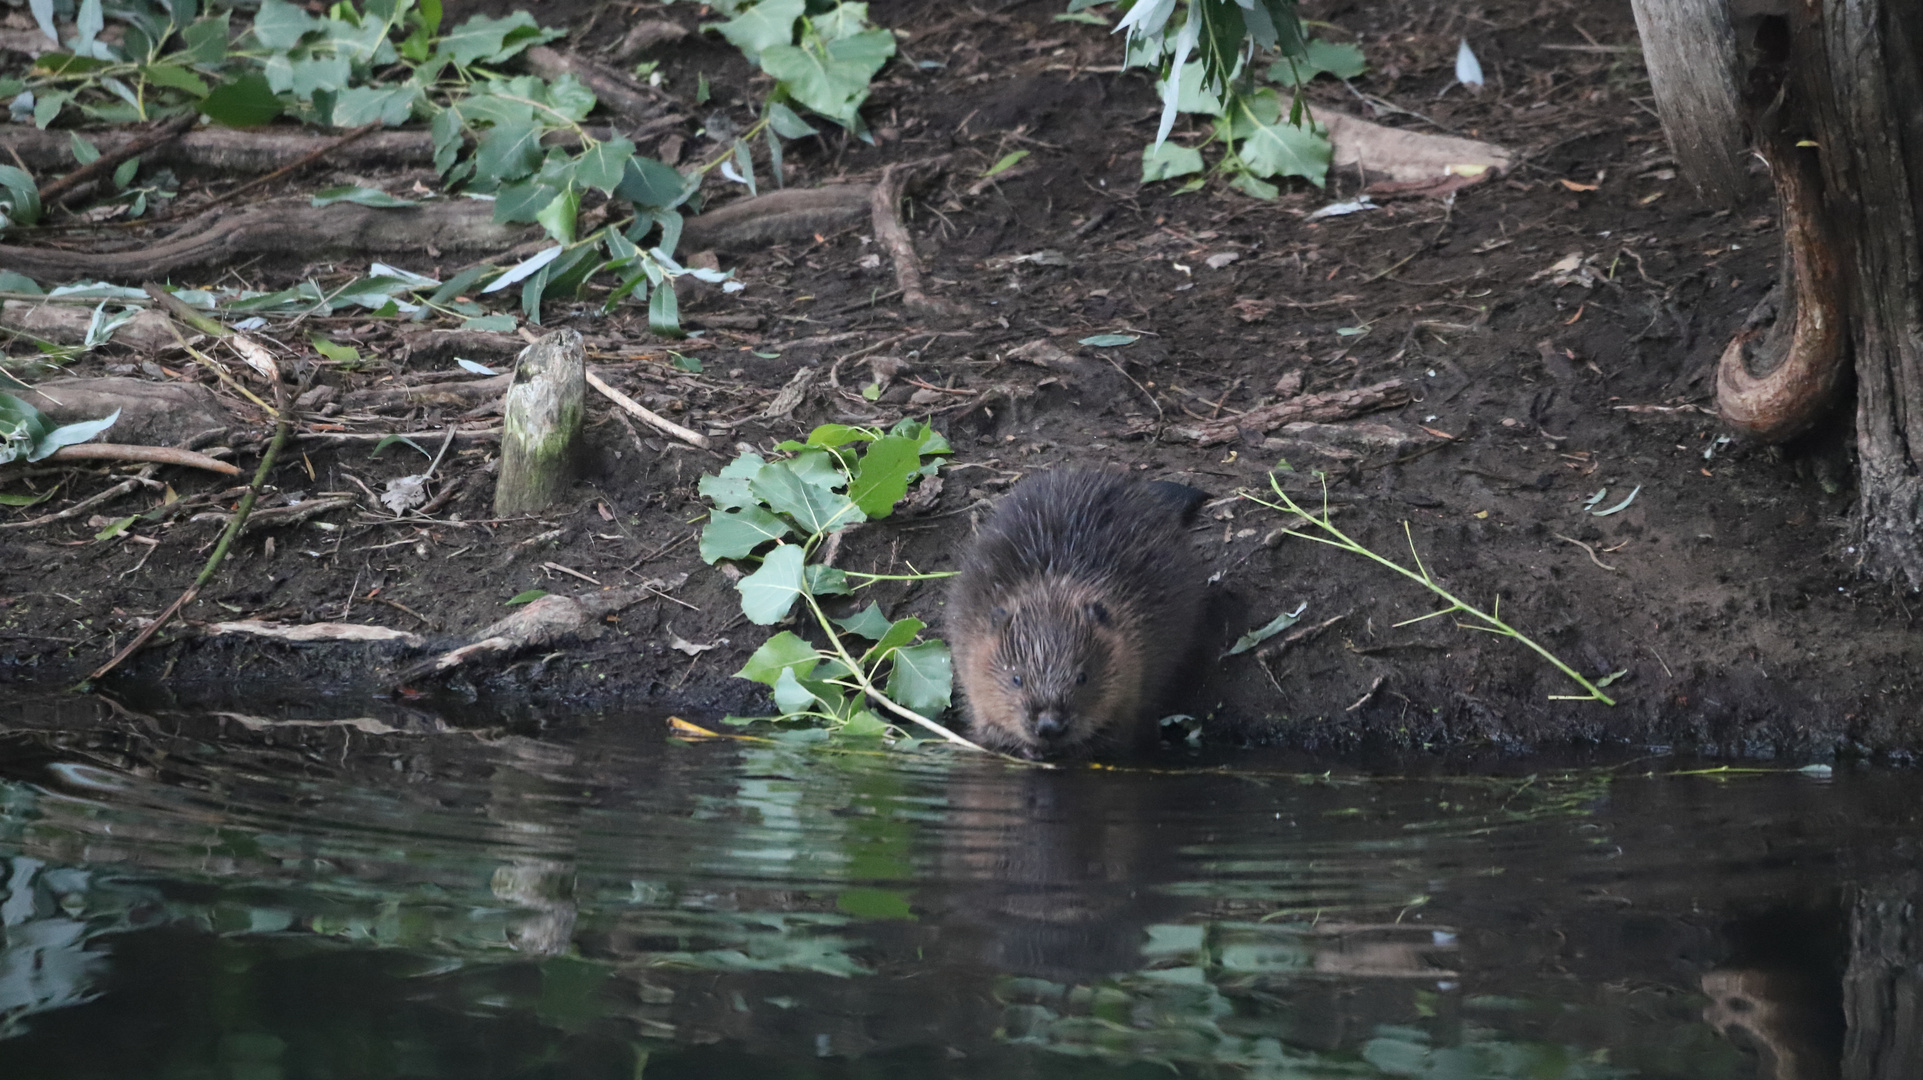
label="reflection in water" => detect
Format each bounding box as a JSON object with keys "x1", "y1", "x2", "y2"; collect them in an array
[{"x1": 0, "y1": 700, "x2": 1907, "y2": 1077}]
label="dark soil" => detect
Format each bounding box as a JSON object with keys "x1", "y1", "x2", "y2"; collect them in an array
[{"x1": 4, "y1": 0, "x2": 1918, "y2": 758}]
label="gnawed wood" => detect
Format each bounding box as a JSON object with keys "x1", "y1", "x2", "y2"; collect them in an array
[
  {"x1": 1629, "y1": 0, "x2": 1750, "y2": 205},
  {"x1": 207, "y1": 620, "x2": 424, "y2": 646},
  {"x1": 679, "y1": 185, "x2": 871, "y2": 251},
  {"x1": 390, "y1": 586, "x2": 651, "y2": 685},
  {"x1": 1165, "y1": 380, "x2": 1413, "y2": 446},
  {"x1": 494, "y1": 330, "x2": 585, "y2": 516}
]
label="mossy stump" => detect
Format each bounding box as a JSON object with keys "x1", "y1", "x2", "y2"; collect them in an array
[{"x1": 494, "y1": 330, "x2": 584, "y2": 517}]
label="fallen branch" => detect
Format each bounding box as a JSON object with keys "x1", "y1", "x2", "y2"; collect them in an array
[
  {"x1": 149, "y1": 123, "x2": 379, "y2": 224},
  {"x1": 1170, "y1": 380, "x2": 1412, "y2": 446},
  {"x1": 344, "y1": 373, "x2": 512, "y2": 410},
  {"x1": 585, "y1": 368, "x2": 710, "y2": 449},
  {"x1": 678, "y1": 184, "x2": 871, "y2": 251},
  {"x1": 390, "y1": 587, "x2": 651, "y2": 685},
  {"x1": 37, "y1": 112, "x2": 196, "y2": 205},
  {"x1": 870, "y1": 161, "x2": 965, "y2": 315},
  {"x1": 84, "y1": 375, "x2": 298, "y2": 685},
  {"x1": 207, "y1": 619, "x2": 423, "y2": 647},
  {"x1": 295, "y1": 427, "x2": 501, "y2": 445},
  {"x1": 0, "y1": 464, "x2": 158, "y2": 530},
  {"x1": 43, "y1": 443, "x2": 239, "y2": 475},
  {"x1": 1, "y1": 200, "x2": 533, "y2": 281}
]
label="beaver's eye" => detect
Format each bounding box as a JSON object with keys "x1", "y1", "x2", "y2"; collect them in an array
[
  {"x1": 1076, "y1": 672, "x2": 1088, "y2": 685},
  {"x1": 1011, "y1": 674, "x2": 1023, "y2": 688}
]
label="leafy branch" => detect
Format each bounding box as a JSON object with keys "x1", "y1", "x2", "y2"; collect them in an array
[
  {"x1": 699, "y1": 419, "x2": 986, "y2": 749},
  {"x1": 1242, "y1": 468, "x2": 1619, "y2": 705}
]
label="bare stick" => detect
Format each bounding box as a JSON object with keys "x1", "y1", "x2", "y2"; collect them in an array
[
  {"x1": 870, "y1": 161, "x2": 965, "y2": 315},
  {"x1": 149, "y1": 123, "x2": 379, "y2": 224},
  {"x1": 42, "y1": 443, "x2": 239, "y2": 475},
  {"x1": 0, "y1": 466, "x2": 156, "y2": 530},
  {"x1": 585, "y1": 368, "x2": 711, "y2": 449},
  {"x1": 37, "y1": 113, "x2": 195, "y2": 204}
]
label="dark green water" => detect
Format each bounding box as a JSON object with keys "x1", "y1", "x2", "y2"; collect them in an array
[{"x1": 0, "y1": 697, "x2": 1911, "y2": 1079}]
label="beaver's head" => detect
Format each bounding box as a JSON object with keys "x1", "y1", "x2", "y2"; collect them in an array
[{"x1": 966, "y1": 579, "x2": 1143, "y2": 758}]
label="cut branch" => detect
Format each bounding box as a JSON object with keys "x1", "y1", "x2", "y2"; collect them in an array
[
  {"x1": 870, "y1": 161, "x2": 965, "y2": 315},
  {"x1": 1170, "y1": 380, "x2": 1413, "y2": 446},
  {"x1": 43, "y1": 443, "x2": 240, "y2": 475}
]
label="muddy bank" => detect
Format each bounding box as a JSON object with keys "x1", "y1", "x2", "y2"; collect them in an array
[{"x1": 3, "y1": 0, "x2": 1919, "y2": 758}]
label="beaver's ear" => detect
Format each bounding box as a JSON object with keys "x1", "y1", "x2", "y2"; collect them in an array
[{"x1": 1086, "y1": 601, "x2": 1110, "y2": 625}]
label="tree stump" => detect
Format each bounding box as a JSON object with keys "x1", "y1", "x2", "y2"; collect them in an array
[{"x1": 494, "y1": 330, "x2": 584, "y2": 517}]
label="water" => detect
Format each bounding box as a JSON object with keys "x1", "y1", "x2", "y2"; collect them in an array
[{"x1": 0, "y1": 697, "x2": 1909, "y2": 1079}]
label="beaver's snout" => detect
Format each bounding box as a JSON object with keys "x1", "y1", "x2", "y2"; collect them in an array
[{"x1": 1031, "y1": 707, "x2": 1070, "y2": 741}]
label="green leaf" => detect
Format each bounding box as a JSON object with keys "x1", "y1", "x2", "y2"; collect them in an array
[
  {"x1": 833, "y1": 602, "x2": 893, "y2": 640},
  {"x1": 311, "y1": 185, "x2": 417, "y2": 208},
  {"x1": 699, "y1": 504, "x2": 791, "y2": 562},
  {"x1": 766, "y1": 101, "x2": 817, "y2": 138},
  {"x1": 505, "y1": 589, "x2": 547, "y2": 605},
  {"x1": 772, "y1": 667, "x2": 822, "y2": 714},
  {"x1": 699, "y1": 452, "x2": 767, "y2": 508},
  {"x1": 112, "y1": 157, "x2": 139, "y2": 190},
  {"x1": 534, "y1": 185, "x2": 581, "y2": 245},
  {"x1": 760, "y1": 29, "x2": 894, "y2": 127},
  {"x1": 771, "y1": 449, "x2": 836, "y2": 492},
  {"x1": 575, "y1": 137, "x2": 635, "y2": 193},
  {"x1": 0, "y1": 488, "x2": 56, "y2": 508},
  {"x1": 141, "y1": 62, "x2": 209, "y2": 97},
  {"x1": 251, "y1": 0, "x2": 320, "y2": 49},
  {"x1": 737, "y1": 543, "x2": 806, "y2": 624},
  {"x1": 752, "y1": 459, "x2": 864, "y2": 536},
  {"x1": 811, "y1": 1, "x2": 873, "y2": 42},
  {"x1": 461, "y1": 314, "x2": 517, "y2": 331},
  {"x1": 648, "y1": 276, "x2": 682, "y2": 337},
  {"x1": 981, "y1": 149, "x2": 1028, "y2": 179},
  {"x1": 1078, "y1": 333, "x2": 1138, "y2": 347},
  {"x1": 69, "y1": 132, "x2": 100, "y2": 165},
  {"x1": 92, "y1": 515, "x2": 136, "y2": 541},
  {"x1": 1142, "y1": 141, "x2": 1204, "y2": 183},
  {"x1": 180, "y1": 14, "x2": 231, "y2": 65},
  {"x1": 198, "y1": 73, "x2": 283, "y2": 128},
  {"x1": 736, "y1": 629, "x2": 819, "y2": 686},
  {"x1": 885, "y1": 640, "x2": 952, "y2": 716},
  {"x1": 0, "y1": 165, "x2": 43, "y2": 228},
  {"x1": 712, "y1": 0, "x2": 805, "y2": 59},
  {"x1": 848, "y1": 434, "x2": 920, "y2": 519},
  {"x1": 1267, "y1": 39, "x2": 1367, "y2": 87},
  {"x1": 0, "y1": 272, "x2": 37, "y2": 295},
  {"x1": 1226, "y1": 603, "x2": 1306, "y2": 655},
  {"x1": 32, "y1": 408, "x2": 118, "y2": 460},
  {"x1": 837, "y1": 711, "x2": 890, "y2": 738},
  {"x1": 805, "y1": 564, "x2": 849, "y2": 595},
  {"x1": 889, "y1": 417, "x2": 951, "y2": 455},
  {"x1": 433, "y1": 11, "x2": 560, "y2": 68},
  {"x1": 333, "y1": 84, "x2": 421, "y2": 128},
  {"x1": 1232, "y1": 91, "x2": 1330, "y2": 185},
  {"x1": 1227, "y1": 170, "x2": 1280, "y2": 199},
  {"x1": 861, "y1": 615, "x2": 924, "y2": 665},
  {"x1": 0, "y1": 392, "x2": 52, "y2": 466},
  {"x1": 474, "y1": 119, "x2": 544, "y2": 185},
  {"x1": 616, "y1": 155, "x2": 690, "y2": 210},
  {"x1": 310, "y1": 336, "x2": 361, "y2": 363}
]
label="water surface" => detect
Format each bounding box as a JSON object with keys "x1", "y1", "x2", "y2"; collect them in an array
[{"x1": 0, "y1": 697, "x2": 1906, "y2": 1078}]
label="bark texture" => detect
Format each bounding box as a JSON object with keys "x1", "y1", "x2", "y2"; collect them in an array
[
  {"x1": 1844, "y1": 877, "x2": 1923, "y2": 1079},
  {"x1": 494, "y1": 330, "x2": 585, "y2": 517},
  {"x1": 1629, "y1": 0, "x2": 1751, "y2": 205},
  {"x1": 1791, "y1": 1, "x2": 1923, "y2": 586}
]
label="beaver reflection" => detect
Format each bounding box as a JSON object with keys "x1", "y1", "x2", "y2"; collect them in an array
[
  {"x1": 936, "y1": 762, "x2": 1185, "y2": 982},
  {"x1": 1702, "y1": 906, "x2": 1845, "y2": 1080}
]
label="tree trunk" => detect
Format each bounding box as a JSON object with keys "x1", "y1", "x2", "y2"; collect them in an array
[
  {"x1": 494, "y1": 330, "x2": 585, "y2": 517},
  {"x1": 1639, "y1": 0, "x2": 1923, "y2": 585},
  {"x1": 1787, "y1": 2, "x2": 1923, "y2": 587}
]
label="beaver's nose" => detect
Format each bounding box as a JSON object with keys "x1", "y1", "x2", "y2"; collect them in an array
[{"x1": 1033, "y1": 709, "x2": 1068, "y2": 739}]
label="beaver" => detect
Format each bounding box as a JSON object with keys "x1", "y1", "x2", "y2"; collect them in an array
[{"x1": 948, "y1": 469, "x2": 1208, "y2": 758}]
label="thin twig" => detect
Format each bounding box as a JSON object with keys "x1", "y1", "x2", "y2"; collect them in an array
[
  {"x1": 37, "y1": 112, "x2": 196, "y2": 204},
  {"x1": 42, "y1": 443, "x2": 239, "y2": 475},
  {"x1": 147, "y1": 123, "x2": 380, "y2": 224},
  {"x1": 1552, "y1": 533, "x2": 1617, "y2": 571},
  {"x1": 585, "y1": 368, "x2": 711, "y2": 449}
]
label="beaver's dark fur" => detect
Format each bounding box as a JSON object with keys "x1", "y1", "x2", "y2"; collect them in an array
[{"x1": 948, "y1": 469, "x2": 1208, "y2": 758}]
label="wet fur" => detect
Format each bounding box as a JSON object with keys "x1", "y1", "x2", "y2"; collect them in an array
[{"x1": 949, "y1": 470, "x2": 1206, "y2": 757}]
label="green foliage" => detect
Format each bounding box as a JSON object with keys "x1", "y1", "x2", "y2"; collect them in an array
[
  {"x1": 1093, "y1": 0, "x2": 1362, "y2": 194},
  {"x1": 709, "y1": 0, "x2": 893, "y2": 134},
  {"x1": 0, "y1": 391, "x2": 118, "y2": 465},
  {"x1": 6, "y1": 0, "x2": 727, "y2": 329},
  {"x1": 699, "y1": 420, "x2": 968, "y2": 744}
]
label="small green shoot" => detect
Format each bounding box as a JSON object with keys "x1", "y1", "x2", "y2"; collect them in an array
[
  {"x1": 1243, "y1": 468, "x2": 1618, "y2": 706},
  {"x1": 700, "y1": 419, "x2": 980, "y2": 748}
]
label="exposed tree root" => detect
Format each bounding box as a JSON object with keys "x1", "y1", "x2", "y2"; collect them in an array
[
  {"x1": 0, "y1": 200, "x2": 533, "y2": 281},
  {"x1": 871, "y1": 160, "x2": 966, "y2": 315},
  {"x1": 1171, "y1": 380, "x2": 1413, "y2": 447},
  {"x1": 1715, "y1": 133, "x2": 1848, "y2": 442},
  {"x1": 678, "y1": 185, "x2": 872, "y2": 251}
]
